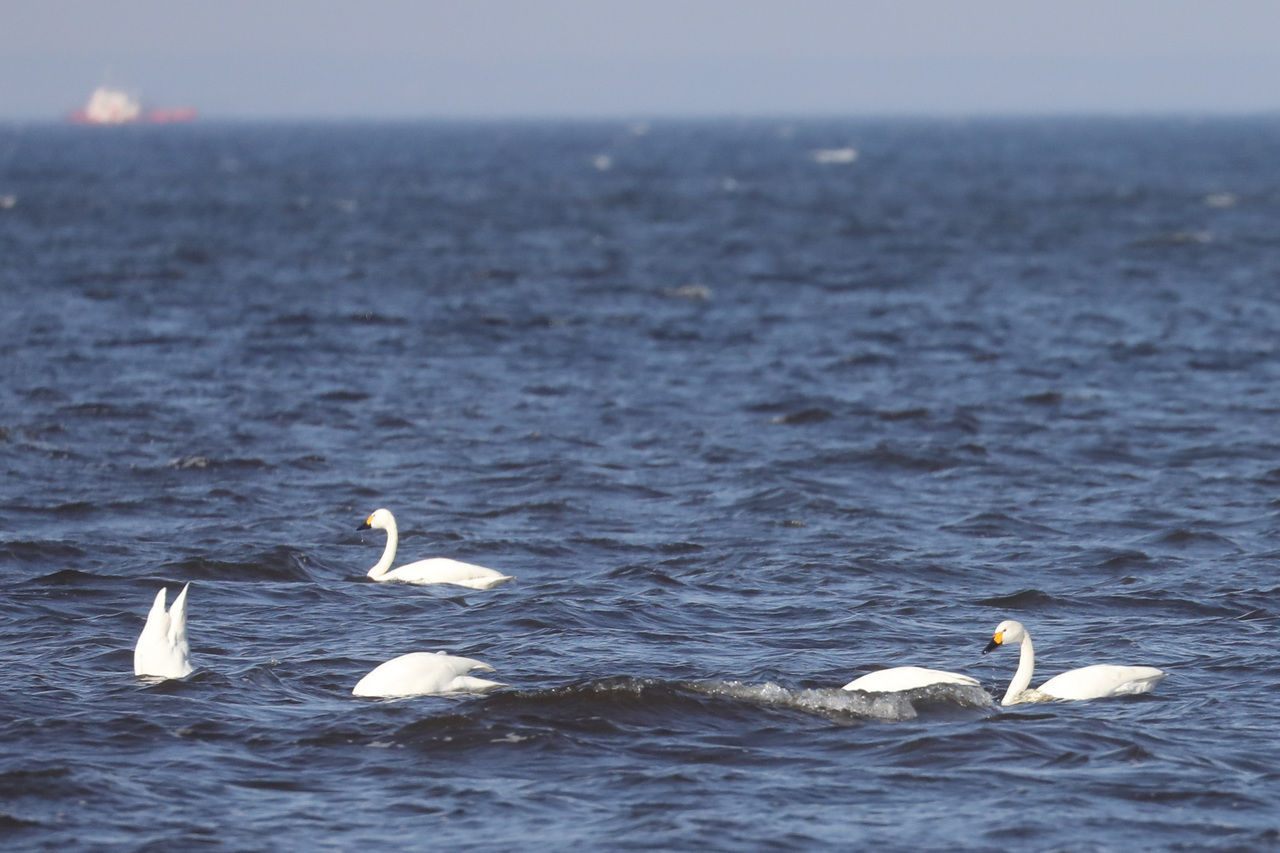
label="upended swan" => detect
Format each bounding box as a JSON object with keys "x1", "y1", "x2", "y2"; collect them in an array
[
  {"x1": 133, "y1": 584, "x2": 194, "y2": 679},
  {"x1": 353, "y1": 651, "x2": 507, "y2": 698},
  {"x1": 842, "y1": 665, "x2": 979, "y2": 693},
  {"x1": 358, "y1": 508, "x2": 513, "y2": 590},
  {"x1": 984, "y1": 619, "x2": 1167, "y2": 705}
]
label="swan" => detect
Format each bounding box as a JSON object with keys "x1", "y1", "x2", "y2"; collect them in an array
[
  {"x1": 984, "y1": 619, "x2": 1167, "y2": 705},
  {"x1": 353, "y1": 651, "x2": 507, "y2": 698},
  {"x1": 842, "y1": 665, "x2": 979, "y2": 694},
  {"x1": 358, "y1": 508, "x2": 514, "y2": 589},
  {"x1": 133, "y1": 584, "x2": 194, "y2": 679}
]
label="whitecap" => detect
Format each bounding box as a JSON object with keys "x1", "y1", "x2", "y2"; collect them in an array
[
  {"x1": 811, "y1": 147, "x2": 858, "y2": 165},
  {"x1": 682, "y1": 679, "x2": 989, "y2": 723}
]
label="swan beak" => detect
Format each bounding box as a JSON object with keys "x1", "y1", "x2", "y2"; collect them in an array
[
  {"x1": 983, "y1": 631, "x2": 1004, "y2": 654},
  {"x1": 357, "y1": 516, "x2": 372, "y2": 531}
]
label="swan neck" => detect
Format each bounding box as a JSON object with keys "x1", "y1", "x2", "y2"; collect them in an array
[
  {"x1": 367, "y1": 519, "x2": 398, "y2": 578},
  {"x1": 1003, "y1": 632, "x2": 1036, "y2": 705}
]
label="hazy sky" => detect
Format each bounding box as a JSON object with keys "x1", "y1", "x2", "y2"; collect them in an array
[{"x1": 4, "y1": 0, "x2": 1278, "y2": 119}]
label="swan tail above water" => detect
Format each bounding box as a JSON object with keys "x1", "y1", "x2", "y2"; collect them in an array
[
  {"x1": 134, "y1": 584, "x2": 194, "y2": 680},
  {"x1": 168, "y1": 582, "x2": 190, "y2": 647}
]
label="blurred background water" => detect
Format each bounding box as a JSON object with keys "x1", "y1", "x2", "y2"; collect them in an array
[{"x1": 1, "y1": 117, "x2": 1279, "y2": 849}]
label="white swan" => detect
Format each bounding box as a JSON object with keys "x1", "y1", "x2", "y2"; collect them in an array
[
  {"x1": 984, "y1": 619, "x2": 1167, "y2": 705},
  {"x1": 133, "y1": 584, "x2": 193, "y2": 679},
  {"x1": 353, "y1": 651, "x2": 507, "y2": 698},
  {"x1": 359, "y1": 508, "x2": 514, "y2": 589},
  {"x1": 842, "y1": 665, "x2": 979, "y2": 693}
]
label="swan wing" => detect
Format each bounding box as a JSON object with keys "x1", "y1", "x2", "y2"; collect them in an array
[
  {"x1": 842, "y1": 665, "x2": 979, "y2": 693},
  {"x1": 385, "y1": 558, "x2": 514, "y2": 589},
  {"x1": 1038, "y1": 664, "x2": 1167, "y2": 701}
]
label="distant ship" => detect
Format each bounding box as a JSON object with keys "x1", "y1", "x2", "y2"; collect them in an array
[{"x1": 69, "y1": 87, "x2": 196, "y2": 125}]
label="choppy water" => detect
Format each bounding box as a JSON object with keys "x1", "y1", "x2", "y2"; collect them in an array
[{"x1": 2, "y1": 117, "x2": 1280, "y2": 850}]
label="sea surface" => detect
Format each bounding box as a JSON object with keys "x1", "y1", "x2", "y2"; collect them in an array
[{"x1": 2, "y1": 117, "x2": 1279, "y2": 851}]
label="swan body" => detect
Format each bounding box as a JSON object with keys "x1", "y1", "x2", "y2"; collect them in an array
[
  {"x1": 842, "y1": 665, "x2": 979, "y2": 693},
  {"x1": 359, "y1": 508, "x2": 513, "y2": 590},
  {"x1": 353, "y1": 651, "x2": 507, "y2": 698},
  {"x1": 133, "y1": 584, "x2": 193, "y2": 679},
  {"x1": 984, "y1": 619, "x2": 1167, "y2": 706}
]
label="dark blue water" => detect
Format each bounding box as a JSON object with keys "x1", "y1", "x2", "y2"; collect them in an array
[{"x1": 2, "y1": 117, "x2": 1280, "y2": 850}]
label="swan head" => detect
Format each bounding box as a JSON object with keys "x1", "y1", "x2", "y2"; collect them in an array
[
  {"x1": 359, "y1": 508, "x2": 395, "y2": 532},
  {"x1": 984, "y1": 619, "x2": 1027, "y2": 653}
]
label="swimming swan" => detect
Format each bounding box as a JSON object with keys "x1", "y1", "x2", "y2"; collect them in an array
[
  {"x1": 359, "y1": 508, "x2": 514, "y2": 589},
  {"x1": 842, "y1": 665, "x2": 979, "y2": 694},
  {"x1": 984, "y1": 619, "x2": 1167, "y2": 705},
  {"x1": 353, "y1": 651, "x2": 507, "y2": 698},
  {"x1": 133, "y1": 584, "x2": 194, "y2": 679}
]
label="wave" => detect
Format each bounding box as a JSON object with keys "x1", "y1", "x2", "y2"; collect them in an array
[
  {"x1": 92, "y1": 334, "x2": 190, "y2": 349},
  {"x1": 0, "y1": 766, "x2": 90, "y2": 800},
  {"x1": 876, "y1": 407, "x2": 930, "y2": 422},
  {"x1": 157, "y1": 546, "x2": 323, "y2": 583},
  {"x1": 55, "y1": 402, "x2": 154, "y2": 420},
  {"x1": 772, "y1": 408, "x2": 835, "y2": 426},
  {"x1": 347, "y1": 312, "x2": 408, "y2": 326},
  {"x1": 316, "y1": 390, "x2": 369, "y2": 403},
  {"x1": 975, "y1": 588, "x2": 1060, "y2": 608},
  {"x1": 166, "y1": 455, "x2": 272, "y2": 471},
  {"x1": 941, "y1": 512, "x2": 1064, "y2": 539},
  {"x1": 0, "y1": 813, "x2": 43, "y2": 829},
  {"x1": 476, "y1": 500, "x2": 574, "y2": 519},
  {"x1": 1088, "y1": 548, "x2": 1156, "y2": 571},
  {"x1": 1144, "y1": 527, "x2": 1240, "y2": 552},
  {"x1": 18, "y1": 568, "x2": 105, "y2": 587},
  {"x1": 352, "y1": 678, "x2": 996, "y2": 751},
  {"x1": 681, "y1": 678, "x2": 992, "y2": 721},
  {"x1": 849, "y1": 441, "x2": 969, "y2": 473},
  {"x1": 0, "y1": 539, "x2": 88, "y2": 563}
]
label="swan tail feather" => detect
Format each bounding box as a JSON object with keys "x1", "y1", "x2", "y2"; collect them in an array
[
  {"x1": 148, "y1": 586, "x2": 168, "y2": 620},
  {"x1": 168, "y1": 583, "x2": 190, "y2": 645}
]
